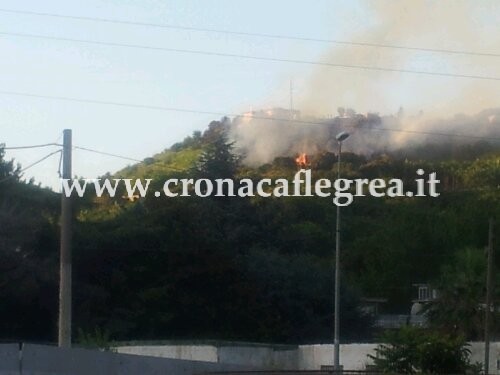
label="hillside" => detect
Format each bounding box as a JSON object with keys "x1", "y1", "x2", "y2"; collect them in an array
[
  {"x1": 1, "y1": 114, "x2": 499, "y2": 344},
  {"x1": 72, "y1": 116, "x2": 499, "y2": 343}
]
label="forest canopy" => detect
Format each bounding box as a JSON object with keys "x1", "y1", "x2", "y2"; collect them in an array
[{"x1": 1, "y1": 116, "x2": 499, "y2": 344}]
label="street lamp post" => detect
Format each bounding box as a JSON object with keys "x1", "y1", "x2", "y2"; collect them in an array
[{"x1": 334, "y1": 131, "x2": 349, "y2": 371}]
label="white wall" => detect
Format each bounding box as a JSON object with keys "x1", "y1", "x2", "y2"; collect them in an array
[
  {"x1": 297, "y1": 344, "x2": 377, "y2": 370},
  {"x1": 470, "y1": 342, "x2": 500, "y2": 374},
  {"x1": 115, "y1": 343, "x2": 378, "y2": 370},
  {"x1": 116, "y1": 345, "x2": 217, "y2": 362},
  {"x1": 115, "y1": 341, "x2": 500, "y2": 371},
  {"x1": 218, "y1": 346, "x2": 298, "y2": 369}
]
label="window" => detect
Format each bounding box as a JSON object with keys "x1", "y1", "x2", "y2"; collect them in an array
[{"x1": 418, "y1": 286, "x2": 429, "y2": 301}]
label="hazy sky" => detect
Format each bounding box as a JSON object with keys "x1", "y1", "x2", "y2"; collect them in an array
[{"x1": 1, "y1": 0, "x2": 498, "y2": 189}]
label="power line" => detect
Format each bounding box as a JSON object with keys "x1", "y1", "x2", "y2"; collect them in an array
[
  {"x1": 1, "y1": 31, "x2": 500, "y2": 81},
  {"x1": 3, "y1": 142, "x2": 62, "y2": 150},
  {"x1": 55, "y1": 131, "x2": 64, "y2": 144},
  {"x1": 73, "y1": 145, "x2": 187, "y2": 172},
  {"x1": 0, "y1": 8, "x2": 499, "y2": 58},
  {"x1": 3, "y1": 142, "x2": 182, "y2": 180},
  {"x1": 372, "y1": 127, "x2": 500, "y2": 140},
  {"x1": 0, "y1": 149, "x2": 61, "y2": 184},
  {"x1": 57, "y1": 147, "x2": 63, "y2": 177},
  {"x1": 1, "y1": 90, "x2": 499, "y2": 142},
  {"x1": 0, "y1": 89, "x2": 228, "y2": 116},
  {"x1": 21, "y1": 149, "x2": 62, "y2": 172},
  {"x1": 73, "y1": 145, "x2": 143, "y2": 163}
]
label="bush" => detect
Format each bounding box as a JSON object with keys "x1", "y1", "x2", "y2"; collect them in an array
[
  {"x1": 76, "y1": 327, "x2": 114, "y2": 351},
  {"x1": 369, "y1": 326, "x2": 472, "y2": 374}
]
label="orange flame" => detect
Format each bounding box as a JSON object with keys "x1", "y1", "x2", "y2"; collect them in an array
[{"x1": 295, "y1": 153, "x2": 309, "y2": 168}]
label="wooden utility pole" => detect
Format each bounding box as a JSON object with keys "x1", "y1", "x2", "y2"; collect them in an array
[
  {"x1": 58, "y1": 129, "x2": 72, "y2": 347},
  {"x1": 485, "y1": 218, "x2": 495, "y2": 374}
]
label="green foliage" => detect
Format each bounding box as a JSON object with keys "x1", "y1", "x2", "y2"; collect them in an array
[
  {"x1": 425, "y1": 248, "x2": 490, "y2": 339},
  {"x1": 0, "y1": 144, "x2": 21, "y2": 181},
  {"x1": 194, "y1": 130, "x2": 240, "y2": 179},
  {"x1": 1, "y1": 135, "x2": 499, "y2": 344},
  {"x1": 170, "y1": 130, "x2": 203, "y2": 151},
  {"x1": 370, "y1": 327, "x2": 422, "y2": 374},
  {"x1": 58, "y1": 143, "x2": 500, "y2": 343},
  {"x1": 77, "y1": 327, "x2": 114, "y2": 351},
  {"x1": 370, "y1": 326, "x2": 471, "y2": 374},
  {"x1": 463, "y1": 156, "x2": 500, "y2": 188},
  {"x1": 0, "y1": 145, "x2": 59, "y2": 340}
]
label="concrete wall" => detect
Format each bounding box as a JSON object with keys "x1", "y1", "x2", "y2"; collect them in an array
[
  {"x1": 116, "y1": 343, "x2": 377, "y2": 370},
  {"x1": 116, "y1": 344, "x2": 298, "y2": 370},
  {"x1": 470, "y1": 342, "x2": 500, "y2": 374},
  {"x1": 218, "y1": 346, "x2": 298, "y2": 370},
  {"x1": 0, "y1": 343, "x2": 251, "y2": 375},
  {"x1": 4, "y1": 341, "x2": 500, "y2": 373},
  {"x1": 297, "y1": 344, "x2": 377, "y2": 370},
  {"x1": 269, "y1": 347, "x2": 299, "y2": 370},
  {"x1": 116, "y1": 341, "x2": 500, "y2": 372},
  {"x1": 0, "y1": 344, "x2": 19, "y2": 375},
  {"x1": 117, "y1": 345, "x2": 218, "y2": 362}
]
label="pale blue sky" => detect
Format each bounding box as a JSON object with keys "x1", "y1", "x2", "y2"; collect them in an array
[{"x1": 1, "y1": 0, "x2": 498, "y2": 189}]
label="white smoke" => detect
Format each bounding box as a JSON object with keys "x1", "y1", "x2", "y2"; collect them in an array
[
  {"x1": 229, "y1": 0, "x2": 500, "y2": 165},
  {"x1": 229, "y1": 107, "x2": 500, "y2": 165}
]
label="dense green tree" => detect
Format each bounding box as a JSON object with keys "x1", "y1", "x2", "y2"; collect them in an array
[
  {"x1": 425, "y1": 247, "x2": 492, "y2": 340},
  {"x1": 194, "y1": 130, "x2": 240, "y2": 180},
  {"x1": 370, "y1": 326, "x2": 473, "y2": 374},
  {"x1": 1, "y1": 136, "x2": 499, "y2": 344},
  {"x1": 0, "y1": 145, "x2": 59, "y2": 340},
  {"x1": 0, "y1": 145, "x2": 21, "y2": 181}
]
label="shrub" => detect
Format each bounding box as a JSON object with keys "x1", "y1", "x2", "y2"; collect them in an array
[{"x1": 369, "y1": 326, "x2": 472, "y2": 374}]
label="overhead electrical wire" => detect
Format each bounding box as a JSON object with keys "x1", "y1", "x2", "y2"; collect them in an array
[
  {"x1": 1, "y1": 31, "x2": 499, "y2": 81},
  {"x1": 3, "y1": 142, "x2": 62, "y2": 150},
  {"x1": 20, "y1": 149, "x2": 62, "y2": 172},
  {"x1": 0, "y1": 90, "x2": 499, "y2": 142},
  {"x1": 0, "y1": 149, "x2": 61, "y2": 184},
  {"x1": 0, "y1": 8, "x2": 498, "y2": 58},
  {"x1": 73, "y1": 145, "x2": 143, "y2": 163},
  {"x1": 73, "y1": 146, "x2": 187, "y2": 172}
]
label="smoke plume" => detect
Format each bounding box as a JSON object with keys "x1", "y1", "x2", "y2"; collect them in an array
[{"x1": 229, "y1": 1, "x2": 500, "y2": 165}]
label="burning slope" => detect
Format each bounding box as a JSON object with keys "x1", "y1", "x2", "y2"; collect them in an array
[
  {"x1": 295, "y1": 153, "x2": 309, "y2": 169},
  {"x1": 227, "y1": 2, "x2": 499, "y2": 167},
  {"x1": 229, "y1": 107, "x2": 500, "y2": 166}
]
